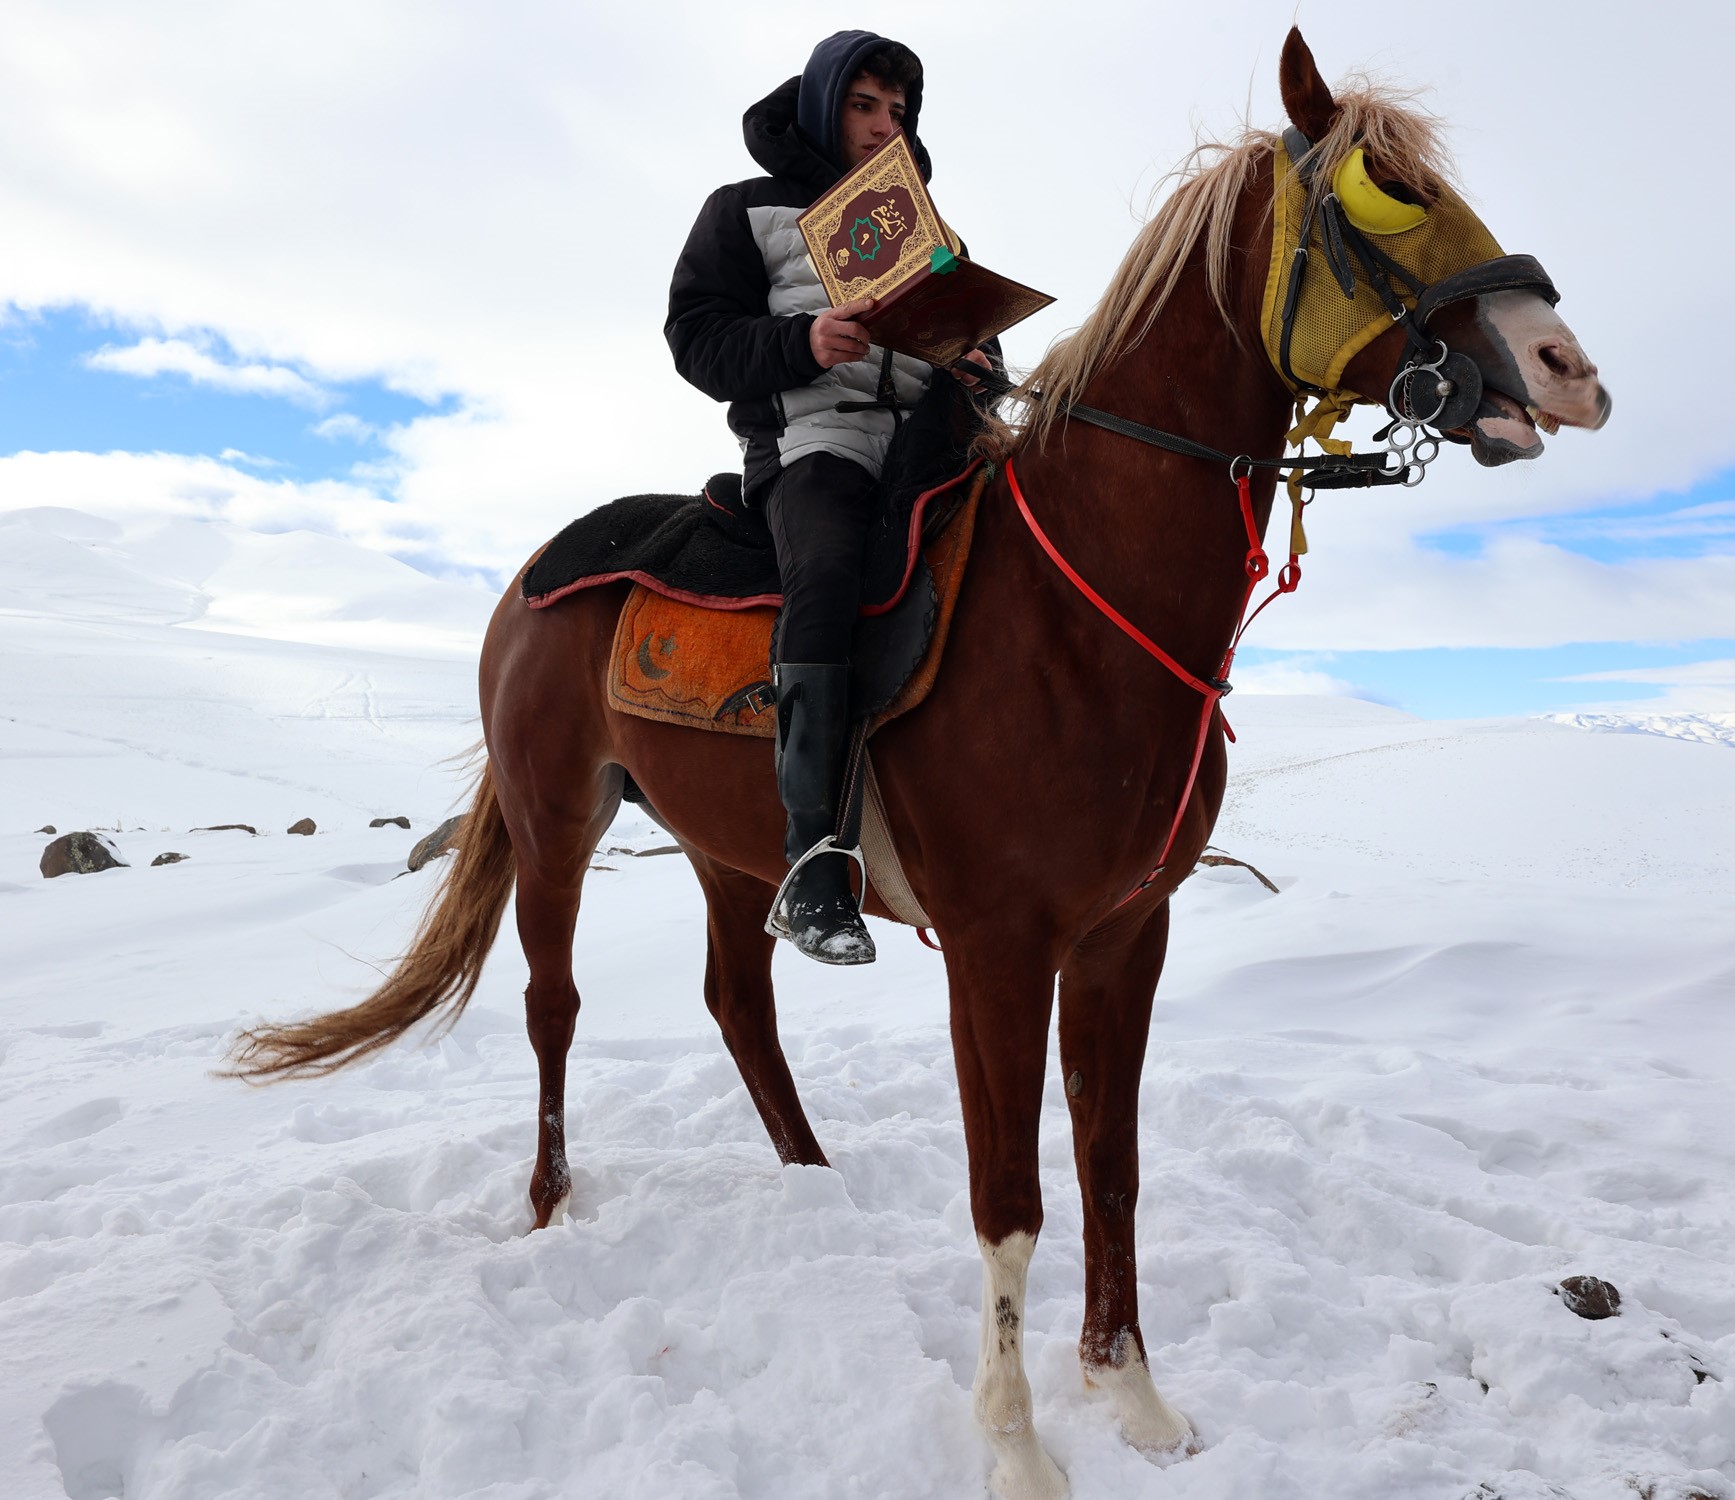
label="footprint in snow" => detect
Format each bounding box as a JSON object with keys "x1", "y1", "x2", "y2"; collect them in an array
[
  {"x1": 41, "y1": 1382, "x2": 153, "y2": 1500},
  {"x1": 31, "y1": 1097, "x2": 125, "y2": 1146}
]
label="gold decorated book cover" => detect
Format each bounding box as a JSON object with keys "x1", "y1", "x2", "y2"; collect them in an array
[
  {"x1": 798, "y1": 133, "x2": 1053, "y2": 368},
  {"x1": 799, "y1": 133, "x2": 952, "y2": 309}
]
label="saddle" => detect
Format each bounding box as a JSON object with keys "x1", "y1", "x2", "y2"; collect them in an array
[
  {"x1": 522, "y1": 377, "x2": 989, "y2": 738},
  {"x1": 600, "y1": 465, "x2": 982, "y2": 739}
]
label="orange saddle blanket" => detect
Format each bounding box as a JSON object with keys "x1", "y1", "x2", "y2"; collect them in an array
[{"x1": 608, "y1": 468, "x2": 986, "y2": 738}]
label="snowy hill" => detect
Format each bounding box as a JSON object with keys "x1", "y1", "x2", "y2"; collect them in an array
[
  {"x1": 2, "y1": 512, "x2": 1731, "y2": 1500},
  {"x1": 1546, "y1": 710, "x2": 1735, "y2": 752},
  {"x1": 1, "y1": 506, "x2": 493, "y2": 833}
]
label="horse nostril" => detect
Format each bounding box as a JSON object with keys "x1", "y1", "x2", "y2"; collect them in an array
[{"x1": 1536, "y1": 340, "x2": 1584, "y2": 380}]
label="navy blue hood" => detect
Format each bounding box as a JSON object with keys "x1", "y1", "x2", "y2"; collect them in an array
[{"x1": 795, "y1": 30, "x2": 925, "y2": 176}]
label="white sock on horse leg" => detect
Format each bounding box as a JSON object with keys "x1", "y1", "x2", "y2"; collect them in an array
[
  {"x1": 973, "y1": 1232, "x2": 1067, "y2": 1500},
  {"x1": 1082, "y1": 1340, "x2": 1194, "y2": 1455}
]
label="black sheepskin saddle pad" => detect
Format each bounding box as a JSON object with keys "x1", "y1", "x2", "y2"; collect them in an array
[{"x1": 522, "y1": 378, "x2": 985, "y2": 615}]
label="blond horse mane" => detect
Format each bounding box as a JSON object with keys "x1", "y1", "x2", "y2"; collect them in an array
[{"x1": 987, "y1": 78, "x2": 1457, "y2": 458}]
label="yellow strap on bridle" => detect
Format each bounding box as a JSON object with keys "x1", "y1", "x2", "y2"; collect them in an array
[
  {"x1": 1286, "y1": 390, "x2": 1358, "y2": 454},
  {"x1": 1280, "y1": 390, "x2": 1361, "y2": 555}
]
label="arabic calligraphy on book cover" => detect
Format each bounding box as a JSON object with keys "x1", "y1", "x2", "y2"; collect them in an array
[{"x1": 799, "y1": 135, "x2": 954, "y2": 307}]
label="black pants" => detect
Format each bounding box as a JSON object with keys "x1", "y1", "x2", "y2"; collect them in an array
[{"x1": 763, "y1": 451, "x2": 878, "y2": 666}]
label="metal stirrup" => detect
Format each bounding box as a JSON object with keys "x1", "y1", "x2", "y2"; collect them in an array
[{"x1": 764, "y1": 835, "x2": 872, "y2": 940}]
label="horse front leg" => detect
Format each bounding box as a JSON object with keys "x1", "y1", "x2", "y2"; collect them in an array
[
  {"x1": 947, "y1": 934, "x2": 1068, "y2": 1500},
  {"x1": 1057, "y1": 898, "x2": 1195, "y2": 1456}
]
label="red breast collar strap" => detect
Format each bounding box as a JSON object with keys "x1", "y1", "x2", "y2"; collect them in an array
[{"x1": 1001, "y1": 455, "x2": 1299, "y2": 905}]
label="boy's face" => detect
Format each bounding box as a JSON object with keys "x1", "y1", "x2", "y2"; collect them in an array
[{"x1": 837, "y1": 72, "x2": 907, "y2": 169}]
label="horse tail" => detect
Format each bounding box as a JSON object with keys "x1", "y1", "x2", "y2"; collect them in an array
[{"x1": 225, "y1": 760, "x2": 517, "y2": 1081}]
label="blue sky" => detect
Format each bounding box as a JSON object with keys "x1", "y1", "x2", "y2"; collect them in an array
[
  {"x1": 1310, "y1": 467, "x2": 1735, "y2": 716},
  {"x1": 0, "y1": 307, "x2": 446, "y2": 485},
  {"x1": 1238, "y1": 637, "x2": 1735, "y2": 719},
  {"x1": 1418, "y1": 471, "x2": 1735, "y2": 566}
]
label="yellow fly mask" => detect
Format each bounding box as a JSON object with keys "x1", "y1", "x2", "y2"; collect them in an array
[{"x1": 1259, "y1": 126, "x2": 1559, "y2": 444}]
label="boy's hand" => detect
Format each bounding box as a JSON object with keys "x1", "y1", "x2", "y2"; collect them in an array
[
  {"x1": 951, "y1": 348, "x2": 992, "y2": 388},
  {"x1": 811, "y1": 297, "x2": 876, "y2": 368}
]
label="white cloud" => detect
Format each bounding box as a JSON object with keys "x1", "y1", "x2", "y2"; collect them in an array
[
  {"x1": 312, "y1": 413, "x2": 377, "y2": 443},
  {"x1": 84, "y1": 337, "x2": 331, "y2": 407},
  {"x1": 1230, "y1": 661, "x2": 1365, "y2": 698},
  {"x1": 0, "y1": 448, "x2": 496, "y2": 586},
  {"x1": 1553, "y1": 658, "x2": 1735, "y2": 715},
  {"x1": 1254, "y1": 533, "x2": 1735, "y2": 652}
]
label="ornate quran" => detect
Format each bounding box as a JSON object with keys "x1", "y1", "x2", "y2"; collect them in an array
[{"x1": 798, "y1": 133, "x2": 1053, "y2": 368}]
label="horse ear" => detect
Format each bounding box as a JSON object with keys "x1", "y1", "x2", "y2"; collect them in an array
[{"x1": 1279, "y1": 27, "x2": 1341, "y2": 142}]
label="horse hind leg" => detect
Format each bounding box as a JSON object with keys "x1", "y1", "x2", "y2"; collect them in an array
[
  {"x1": 516, "y1": 768, "x2": 623, "y2": 1230},
  {"x1": 690, "y1": 852, "x2": 827, "y2": 1167},
  {"x1": 1058, "y1": 900, "x2": 1195, "y2": 1456}
]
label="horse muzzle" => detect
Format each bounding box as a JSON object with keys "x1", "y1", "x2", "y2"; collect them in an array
[{"x1": 1433, "y1": 287, "x2": 1612, "y2": 466}]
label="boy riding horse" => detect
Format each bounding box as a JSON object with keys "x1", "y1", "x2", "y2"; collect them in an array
[{"x1": 666, "y1": 31, "x2": 988, "y2": 966}]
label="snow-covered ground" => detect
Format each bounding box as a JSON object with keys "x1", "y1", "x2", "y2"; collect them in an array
[
  {"x1": 2, "y1": 507, "x2": 1731, "y2": 1500},
  {"x1": 1545, "y1": 712, "x2": 1735, "y2": 753}
]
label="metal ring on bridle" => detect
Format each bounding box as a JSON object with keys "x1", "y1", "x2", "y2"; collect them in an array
[
  {"x1": 1389, "y1": 339, "x2": 1454, "y2": 427},
  {"x1": 1228, "y1": 454, "x2": 1254, "y2": 482}
]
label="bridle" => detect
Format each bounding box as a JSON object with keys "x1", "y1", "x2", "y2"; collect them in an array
[
  {"x1": 1271, "y1": 126, "x2": 1559, "y2": 487},
  {"x1": 961, "y1": 127, "x2": 1564, "y2": 911}
]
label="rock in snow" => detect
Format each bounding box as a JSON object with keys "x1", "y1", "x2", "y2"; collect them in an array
[
  {"x1": 1558, "y1": 1275, "x2": 1623, "y2": 1320},
  {"x1": 407, "y1": 814, "x2": 462, "y2": 871},
  {"x1": 151, "y1": 852, "x2": 190, "y2": 866},
  {"x1": 369, "y1": 815, "x2": 411, "y2": 829},
  {"x1": 35, "y1": 824, "x2": 56, "y2": 834},
  {"x1": 38, "y1": 830, "x2": 128, "y2": 878},
  {"x1": 287, "y1": 818, "x2": 317, "y2": 836},
  {"x1": 193, "y1": 823, "x2": 257, "y2": 835}
]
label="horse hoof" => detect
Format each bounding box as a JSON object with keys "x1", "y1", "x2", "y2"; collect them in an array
[
  {"x1": 1083, "y1": 1357, "x2": 1196, "y2": 1459},
  {"x1": 991, "y1": 1458, "x2": 1067, "y2": 1500},
  {"x1": 987, "y1": 1431, "x2": 1067, "y2": 1500},
  {"x1": 1120, "y1": 1400, "x2": 1196, "y2": 1460},
  {"x1": 1128, "y1": 1418, "x2": 1200, "y2": 1463}
]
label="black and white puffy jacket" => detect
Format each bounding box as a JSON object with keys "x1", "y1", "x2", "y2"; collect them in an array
[{"x1": 664, "y1": 74, "x2": 935, "y2": 498}]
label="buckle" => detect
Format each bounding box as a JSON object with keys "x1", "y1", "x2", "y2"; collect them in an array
[{"x1": 715, "y1": 680, "x2": 778, "y2": 721}]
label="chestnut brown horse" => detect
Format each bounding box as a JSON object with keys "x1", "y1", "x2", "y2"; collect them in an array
[{"x1": 232, "y1": 30, "x2": 1608, "y2": 1498}]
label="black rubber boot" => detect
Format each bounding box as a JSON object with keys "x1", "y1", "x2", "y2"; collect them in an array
[{"x1": 769, "y1": 663, "x2": 876, "y2": 966}]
